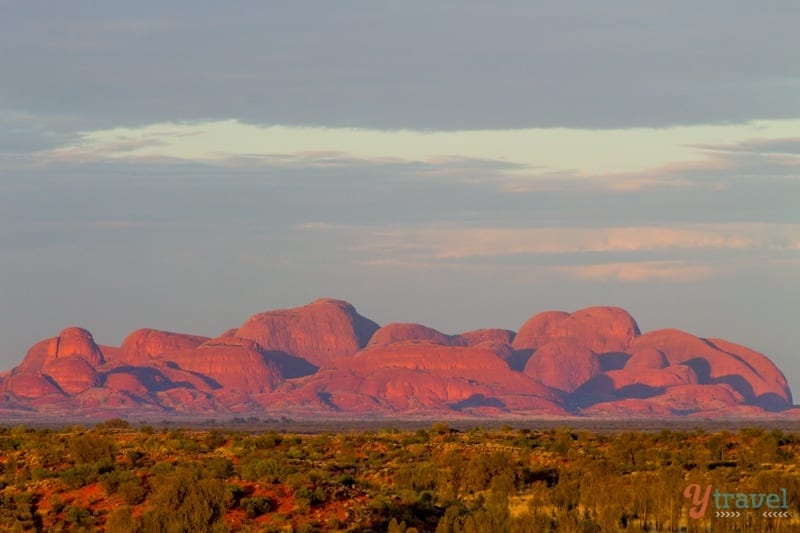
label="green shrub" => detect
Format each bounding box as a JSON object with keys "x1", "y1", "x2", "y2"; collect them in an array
[
  {"x1": 106, "y1": 506, "x2": 136, "y2": 533},
  {"x1": 241, "y1": 496, "x2": 272, "y2": 518},
  {"x1": 240, "y1": 457, "x2": 287, "y2": 483},
  {"x1": 69, "y1": 433, "x2": 116, "y2": 465},
  {"x1": 65, "y1": 505, "x2": 94, "y2": 527}
]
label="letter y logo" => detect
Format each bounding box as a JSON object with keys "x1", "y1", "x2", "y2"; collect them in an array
[{"x1": 684, "y1": 484, "x2": 712, "y2": 519}]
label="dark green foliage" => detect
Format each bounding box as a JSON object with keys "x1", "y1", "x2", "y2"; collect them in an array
[
  {"x1": 205, "y1": 430, "x2": 227, "y2": 449},
  {"x1": 241, "y1": 496, "x2": 272, "y2": 518},
  {"x1": 118, "y1": 475, "x2": 147, "y2": 505},
  {"x1": 240, "y1": 456, "x2": 287, "y2": 483},
  {"x1": 65, "y1": 505, "x2": 94, "y2": 527},
  {"x1": 100, "y1": 467, "x2": 142, "y2": 502},
  {"x1": 106, "y1": 506, "x2": 136, "y2": 533},
  {"x1": 142, "y1": 464, "x2": 233, "y2": 532},
  {"x1": 0, "y1": 491, "x2": 40, "y2": 531},
  {"x1": 60, "y1": 463, "x2": 108, "y2": 489},
  {"x1": 206, "y1": 456, "x2": 234, "y2": 479},
  {"x1": 69, "y1": 432, "x2": 116, "y2": 465},
  {"x1": 463, "y1": 450, "x2": 516, "y2": 492}
]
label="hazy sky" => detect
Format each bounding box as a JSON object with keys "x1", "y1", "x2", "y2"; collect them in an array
[{"x1": 2, "y1": 2, "x2": 799, "y2": 397}]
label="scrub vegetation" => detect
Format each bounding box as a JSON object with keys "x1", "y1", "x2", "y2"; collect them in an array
[{"x1": 0, "y1": 420, "x2": 799, "y2": 532}]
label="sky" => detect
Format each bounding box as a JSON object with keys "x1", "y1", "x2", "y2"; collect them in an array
[{"x1": 1, "y1": 2, "x2": 799, "y2": 398}]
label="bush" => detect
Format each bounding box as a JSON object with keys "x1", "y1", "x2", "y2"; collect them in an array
[
  {"x1": 206, "y1": 457, "x2": 234, "y2": 479},
  {"x1": 106, "y1": 506, "x2": 136, "y2": 533},
  {"x1": 102, "y1": 418, "x2": 131, "y2": 429},
  {"x1": 147, "y1": 465, "x2": 233, "y2": 531},
  {"x1": 69, "y1": 433, "x2": 116, "y2": 465},
  {"x1": 240, "y1": 457, "x2": 287, "y2": 483},
  {"x1": 205, "y1": 430, "x2": 227, "y2": 449},
  {"x1": 118, "y1": 477, "x2": 146, "y2": 505},
  {"x1": 60, "y1": 464, "x2": 103, "y2": 489},
  {"x1": 65, "y1": 505, "x2": 94, "y2": 527},
  {"x1": 241, "y1": 496, "x2": 272, "y2": 518}
]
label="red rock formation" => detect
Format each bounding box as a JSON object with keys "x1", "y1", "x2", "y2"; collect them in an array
[
  {"x1": 118, "y1": 329, "x2": 209, "y2": 363},
  {"x1": 291, "y1": 342, "x2": 564, "y2": 413},
  {"x1": 605, "y1": 365, "x2": 697, "y2": 393},
  {"x1": 343, "y1": 342, "x2": 517, "y2": 375},
  {"x1": 581, "y1": 383, "x2": 746, "y2": 416},
  {"x1": 0, "y1": 299, "x2": 793, "y2": 417},
  {"x1": 2, "y1": 372, "x2": 64, "y2": 399},
  {"x1": 514, "y1": 307, "x2": 640, "y2": 353},
  {"x1": 368, "y1": 323, "x2": 452, "y2": 346},
  {"x1": 523, "y1": 341, "x2": 601, "y2": 393},
  {"x1": 43, "y1": 357, "x2": 100, "y2": 395},
  {"x1": 49, "y1": 327, "x2": 105, "y2": 366},
  {"x1": 233, "y1": 299, "x2": 379, "y2": 366},
  {"x1": 706, "y1": 337, "x2": 794, "y2": 405},
  {"x1": 631, "y1": 329, "x2": 791, "y2": 409},
  {"x1": 456, "y1": 328, "x2": 515, "y2": 347},
  {"x1": 17, "y1": 327, "x2": 105, "y2": 373},
  {"x1": 103, "y1": 372, "x2": 151, "y2": 398},
  {"x1": 155, "y1": 388, "x2": 218, "y2": 412},
  {"x1": 152, "y1": 364, "x2": 219, "y2": 393},
  {"x1": 511, "y1": 311, "x2": 569, "y2": 351},
  {"x1": 16, "y1": 338, "x2": 58, "y2": 373},
  {"x1": 582, "y1": 398, "x2": 675, "y2": 417},
  {"x1": 164, "y1": 341, "x2": 281, "y2": 394},
  {"x1": 455, "y1": 328, "x2": 516, "y2": 361},
  {"x1": 625, "y1": 348, "x2": 668, "y2": 370},
  {"x1": 649, "y1": 384, "x2": 745, "y2": 411}
]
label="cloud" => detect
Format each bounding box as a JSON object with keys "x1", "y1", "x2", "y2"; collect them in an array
[
  {"x1": 357, "y1": 251, "x2": 721, "y2": 284},
  {"x1": 692, "y1": 137, "x2": 800, "y2": 155},
  {"x1": 33, "y1": 119, "x2": 800, "y2": 196},
  {"x1": 43, "y1": 138, "x2": 167, "y2": 163},
  {"x1": 286, "y1": 221, "x2": 800, "y2": 285},
  {"x1": 352, "y1": 223, "x2": 800, "y2": 260},
  {"x1": 499, "y1": 137, "x2": 800, "y2": 193},
  {"x1": 554, "y1": 261, "x2": 717, "y2": 283},
  {"x1": 296, "y1": 222, "x2": 335, "y2": 231}
]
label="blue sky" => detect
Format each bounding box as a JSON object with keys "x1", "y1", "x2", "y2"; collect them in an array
[{"x1": 2, "y1": 2, "x2": 799, "y2": 397}]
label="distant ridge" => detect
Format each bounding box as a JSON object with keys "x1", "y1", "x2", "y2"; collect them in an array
[{"x1": 0, "y1": 298, "x2": 794, "y2": 418}]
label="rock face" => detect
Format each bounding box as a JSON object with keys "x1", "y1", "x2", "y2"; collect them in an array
[
  {"x1": 283, "y1": 341, "x2": 565, "y2": 414},
  {"x1": 523, "y1": 341, "x2": 601, "y2": 393},
  {"x1": 2, "y1": 372, "x2": 64, "y2": 399},
  {"x1": 631, "y1": 329, "x2": 792, "y2": 410},
  {"x1": 514, "y1": 307, "x2": 640, "y2": 354},
  {"x1": 18, "y1": 327, "x2": 105, "y2": 373},
  {"x1": 167, "y1": 341, "x2": 282, "y2": 394},
  {"x1": 625, "y1": 348, "x2": 669, "y2": 370},
  {"x1": 0, "y1": 299, "x2": 793, "y2": 417},
  {"x1": 118, "y1": 329, "x2": 209, "y2": 363},
  {"x1": 43, "y1": 357, "x2": 100, "y2": 395},
  {"x1": 50, "y1": 327, "x2": 105, "y2": 365},
  {"x1": 103, "y1": 372, "x2": 151, "y2": 398},
  {"x1": 232, "y1": 299, "x2": 380, "y2": 366},
  {"x1": 456, "y1": 328, "x2": 515, "y2": 348},
  {"x1": 368, "y1": 323, "x2": 453, "y2": 347}
]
